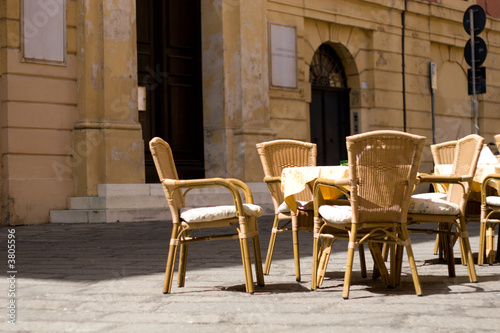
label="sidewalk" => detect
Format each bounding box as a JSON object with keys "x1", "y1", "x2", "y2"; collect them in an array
[{"x1": 1, "y1": 216, "x2": 499, "y2": 332}]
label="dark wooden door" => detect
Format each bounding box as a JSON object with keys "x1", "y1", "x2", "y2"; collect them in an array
[
  {"x1": 137, "y1": 0, "x2": 204, "y2": 182},
  {"x1": 310, "y1": 86, "x2": 350, "y2": 165}
]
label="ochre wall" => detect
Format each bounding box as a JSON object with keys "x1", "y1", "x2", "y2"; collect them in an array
[
  {"x1": 0, "y1": 0, "x2": 144, "y2": 225},
  {"x1": 2, "y1": 0, "x2": 500, "y2": 224},
  {"x1": 264, "y1": 0, "x2": 500, "y2": 174},
  {"x1": 0, "y1": 0, "x2": 77, "y2": 224}
]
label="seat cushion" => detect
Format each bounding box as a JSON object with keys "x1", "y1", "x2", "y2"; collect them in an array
[
  {"x1": 486, "y1": 196, "x2": 500, "y2": 207},
  {"x1": 180, "y1": 204, "x2": 263, "y2": 222},
  {"x1": 408, "y1": 196, "x2": 459, "y2": 215},
  {"x1": 278, "y1": 200, "x2": 314, "y2": 213},
  {"x1": 318, "y1": 205, "x2": 352, "y2": 224}
]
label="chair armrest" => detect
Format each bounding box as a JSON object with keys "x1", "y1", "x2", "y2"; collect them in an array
[
  {"x1": 314, "y1": 177, "x2": 351, "y2": 187},
  {"x1": 482, "y1": 173, "x2": 500, "y2": 184},
  {"x1": 417, "y1": 174, "x2": 470, "y2": 184},
  {"x1": 263, "y1": 176, "x2": 281, "y2": 184},
  {"x1": 227, "y1": 178, "x2": 255, "y2": 204},
  {"x1": 481, "y1": 173, "x2": 500, "y2": 203},
  {"x1": 312, "y1": 177, "x2": 351, "y2": 215},
  {"x1": 162, "y1": 177, "x2": 247, "y2": 212}
]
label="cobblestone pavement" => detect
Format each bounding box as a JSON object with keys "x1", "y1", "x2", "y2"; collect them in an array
[{"x1": 1, "y1": 215, "x2": 499, "y2": 332}]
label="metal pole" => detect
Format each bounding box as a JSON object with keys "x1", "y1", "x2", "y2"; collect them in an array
[
  {"x1": 470, "y1": 10, "x2": 478, "y2": 134},
  {"x1": 430, "y1": 62, "x2": 436, "y2": 144},
  {"x1": 431, "y1": 93, "x2": 436, "y2": 144}
]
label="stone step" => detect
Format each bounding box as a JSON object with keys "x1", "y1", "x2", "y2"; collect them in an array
[
  {"x1": 50, "y1": 182, "x2": 274, "y2": 223},
  {"x1": 50, "y1": 208, "x2": 170, "y2": 224}
]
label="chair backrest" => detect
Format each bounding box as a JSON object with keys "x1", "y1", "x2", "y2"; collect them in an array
[
  {"x1": 149, "y1": 137, "x2": 185, "y2": 212},
  {"x1": 346, "y1": 130, "x2": 425, "y2": 224},
  {"x1": 448, "y1": 134, "x2": 484, "y2": 206},
  {"x1": 256, "y1": 140, "x2": 316, "y2": 210},
  {"x1": 431, "y1": 140, "x2": 457, "y2": 165}
]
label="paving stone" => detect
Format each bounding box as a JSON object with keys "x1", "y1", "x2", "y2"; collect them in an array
[{"x1": 0, "y1": 216, "x2": 499, "y2": 332}]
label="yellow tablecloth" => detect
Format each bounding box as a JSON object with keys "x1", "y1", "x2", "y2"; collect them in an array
[{"x1": 281, "y1": 166, "x2": 349, "y2": 212}]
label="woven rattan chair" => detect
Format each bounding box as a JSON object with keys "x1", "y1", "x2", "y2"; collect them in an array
[
  {"x1": 407, "y1": 134, "x2": 483, "y2": 282},
  {"x1": 256, "y1": 139, "x2": 317, "y2": 282},
  {"x1": 478, "y1": 174, "x2": 500, "y2": 265},
  {"x1": 150, "y1": 137, "x2": 265, "y2": 294},
  {"x1": 431, "y1": 140, "x2": 458, "y2": 165},
  {"x1": 311, "y1": 130, "x2": 425, "y2": 299}
]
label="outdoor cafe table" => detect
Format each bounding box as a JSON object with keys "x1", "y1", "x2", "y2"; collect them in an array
[
  {"x1": 281, "y1": 163, "x2": 500, "y2": 212},
  {"x1": 281, "y1": 165, "x2": 349, "y2": 213}
]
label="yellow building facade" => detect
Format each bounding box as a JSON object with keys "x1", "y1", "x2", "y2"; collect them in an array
[{"x1": 1, "y1": 0, "x2": 499, "y2": 225}]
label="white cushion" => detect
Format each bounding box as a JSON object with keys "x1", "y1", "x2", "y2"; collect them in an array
[
  {"x1": 411, "y1": 192, "x2": 447, "y2": 200},
  {"x1": 278, "y1": 200, "x2": 314, "y2": 213},
  {"x1": 318, "y1": 205, "x2": 352, "y2": 224},
  {"x1": 408, "y1": 196, "x2": 459, "y2": 215},
  {"x1": 486, "y1": 196, "x2": 500, "y2": 206},
  {"x1": 180, "y1": 204, "x2": 263, "y2": 222}
]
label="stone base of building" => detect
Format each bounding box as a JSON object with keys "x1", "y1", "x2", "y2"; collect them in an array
[{"x1": 49, "y1": 183, "x2": 274, "y2": 223}]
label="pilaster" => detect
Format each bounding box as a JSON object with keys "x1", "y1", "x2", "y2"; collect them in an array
[
  {"x1": 202, "y1": 0, "x2": 274, "y2": 182},
  {"x1": 75, "y1": 0, "x2": 144, "y2": 196}
]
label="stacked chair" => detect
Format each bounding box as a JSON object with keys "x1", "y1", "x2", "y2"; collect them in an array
[
  {"x1": 311, "y1": 130, "x2": 425, "y2": 299},
  {"x1": 150, "y1": 137, "x2": 264, "y2": 294}
]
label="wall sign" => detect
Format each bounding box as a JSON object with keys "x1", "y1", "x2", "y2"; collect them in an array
[
  {"x1": 21, "y1": 0, "x2": 66, "y2": 65},
  {"x1": 269, "y1": 23, "x2": 297, "y2": 89}
]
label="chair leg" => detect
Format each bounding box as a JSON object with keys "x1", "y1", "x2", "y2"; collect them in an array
[
  {"x1": 456, "y1": 233, "x2": 466, "y2": 266},
  {"x1": 442, "y1": 226, "x2": 456, "y2": 278},
  {"x1": 368, "y1": 241, "x2": 390, "y2": 286},
  {"x1": 478, "y1": 218, "x2": 487, "y2": 266},
  {"x1": 400, "y1": 227, "x2": 422, "y2": 296},
  {"x1": 496, "y1": 224, "x2": 500, "y2": 261},
  {"x1": 252, "y1": 235, "x2": 265, "y2": 286},
  {"x1": 437, "y1": 223, "x2": 445, "y2": 260},
  {"x1": 264, "y1": 215, "x2": 280, "y2": 275},
  {"x1": 177, "y1": 243, "x2": 188, "y2": 287},
  {"x1": 163, "y1": 242, "x2": 179, "y2": 294},
  {"x1": 342, "y1": 228, "x2": 358, "y2": 299},
  {"x1": 458, "y1": 217, "x2": 477, "y2": 282},
  {"x1": 393, "y1": 244, "x2": 404, "y2": 287},
  {"x1": 487, "y1": 223, "x2": 495, "y2": 265},
  {"x1": 433, "y1": 234, "x2": 439, "y2": 255},
  {"x1": 316, "y1": 238, "x2": 333, "y2": 287},
  {"x1": 359, "y1": 243, "x2": 367, "y2": 278},
  {"x1": 311, "y1": 234, "x2": 320, "y2": 290},
  {"x1": 292, "y1": 228, "x2": 301, "y2": 282},
  {"x1": 239, "y1": 236, "x2": 255, "y2": 293}
]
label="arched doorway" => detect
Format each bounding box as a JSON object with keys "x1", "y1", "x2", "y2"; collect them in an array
[{"x1": 309, "y1": 44, "x2": 350, "y2": 166}]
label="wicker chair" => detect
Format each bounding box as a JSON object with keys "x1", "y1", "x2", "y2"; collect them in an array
[
  {"x1": 311, "y1": 130, "x2": 425, "y2": 299},
  {"x1": 150, "y1": 137, "x2": 265, "y2": 294},
  {"x1": 478, "y1": 174, "x2": 500, "y2": 265},
  {"x1": 431, "y1": 140, "x2": 458, "y2": 165},
  {"x1": 256, "y1": 140, "x2": 317, "y2": 282},
  {"x1": 407, "y1": 134, "x2": 483, "y2": 282}
]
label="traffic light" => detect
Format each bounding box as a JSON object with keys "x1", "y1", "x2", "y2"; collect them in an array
[{"x1": 463, "y1": 5, "x2": 487, "y2": 95}]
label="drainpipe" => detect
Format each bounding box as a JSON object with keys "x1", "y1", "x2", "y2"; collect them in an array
[{"x1": 402, "y1": 0, "x2": 408, "y2": 132}]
